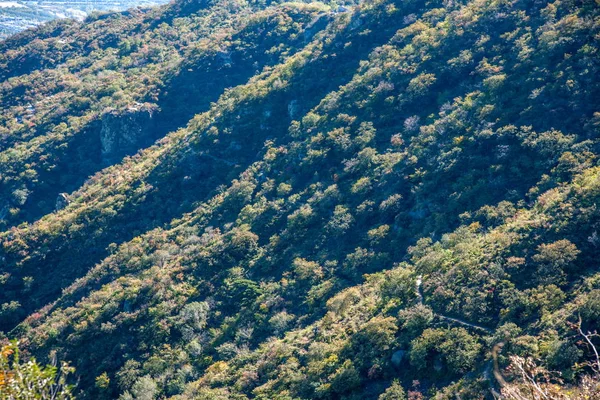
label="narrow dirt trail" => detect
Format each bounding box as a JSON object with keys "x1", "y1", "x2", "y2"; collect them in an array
[
  {"x1": 415, "y1": 274, "x2": 502, "y2": 396},
  {"x1": 415, "y1": 274, "x2": 492, "y2": 333}
]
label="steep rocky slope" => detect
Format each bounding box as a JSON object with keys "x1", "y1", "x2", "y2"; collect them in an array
[{"x1": 0, "y1": 0, "x2": 599, "y2": 398}]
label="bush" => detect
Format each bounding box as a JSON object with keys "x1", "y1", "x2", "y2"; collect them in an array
[
  {"x1": 0, "y1": 341, "x2": 74, "y2": 399},
  {"x1": 330, "y1": 360, "x2": 361, "y2": 394},
  {"x1": 533, "y1": 240, "x2": 580, "y2": 285},
  {"x1": 410, "y1": 328, "x2": 481, "y2": 375},
  {"x1": 379, "y1": 380, "x2": 407, "y2": 400}
]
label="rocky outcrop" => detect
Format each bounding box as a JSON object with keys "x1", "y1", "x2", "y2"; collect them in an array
[
  {"x1": 55, "y1": 193, "x2": 70, "y2": 211},
  {"x1": 0, "y1": 202, "x2": 9, "y2": 221},
  {"x1": 100, "y1": 104, "x2": 157, "y2": 165},
  {"x1": 391, "y1": 350, "x2": 406, "y2": 367}
]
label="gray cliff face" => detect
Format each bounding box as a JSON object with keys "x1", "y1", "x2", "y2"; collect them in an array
[
  {"x1": 100, "y1": 106, "x2": 156, "y2": 165},
  {"x1": 55, "y1": 193, "x2": 70, "y2": 211}
]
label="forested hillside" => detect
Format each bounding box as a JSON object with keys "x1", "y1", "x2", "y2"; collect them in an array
[{"x1": 0, "y1": 0, "x2": 599, "y2": 398}]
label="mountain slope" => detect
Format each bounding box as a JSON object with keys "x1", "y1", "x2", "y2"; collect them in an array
[{"x1": 0, "y1": 0, "x2": 599, "y2": 398}]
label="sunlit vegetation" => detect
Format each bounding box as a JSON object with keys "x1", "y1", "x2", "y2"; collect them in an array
[
  {"x1": 0, "y1": 340, "x2": 74, "y2": 399},
  {"x1": 0, "y1": 0, "x2": 599, "y2": 397}
]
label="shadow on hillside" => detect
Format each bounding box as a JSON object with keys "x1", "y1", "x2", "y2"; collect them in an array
[{"x1": 1, "y1": 3, "x2": 416, "y2": 333}]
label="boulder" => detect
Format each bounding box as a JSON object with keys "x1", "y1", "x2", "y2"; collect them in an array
[
  {"x1": 100, "y1": 105, "x2": 156, "y2": 165},
  {"x1": 391, "y1": 349, "x2": 406, "y2": 367},
  {"x1": 55, "y1": 193, "x2": 70, "y2": 211}
]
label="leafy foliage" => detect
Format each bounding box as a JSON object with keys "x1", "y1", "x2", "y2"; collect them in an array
[
  {"x1": 0, "y1": 340, "x2": 74, "y2": 399},
  {"x1": 0, "y1": 0, "x2": 599, "y2": 397}
]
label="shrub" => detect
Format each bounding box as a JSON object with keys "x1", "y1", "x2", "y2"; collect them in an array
[{"x1": 0, "y1": 341, "x2": 74, "y2": 399}]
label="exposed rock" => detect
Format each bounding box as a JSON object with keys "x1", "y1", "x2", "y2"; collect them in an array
[
  {"x1": 217, "y1": 51, "x2": 233, "y2": 67},
  {"x1": 0, "y1": 203, "x2": 9, "y2": 221},
  {"x1": 303, "y1": 13, "x2": 332, "y2": 43},
  {"x1": 55, "y1": 193, "x2": 70, "y2": 211},
  {"x1": 288, "y1": 99, "x2": 299, "y2": 119},
  {"x1": 391, "y1": 349, "x2": 406, "y2": 367},
  {"x1": 100, "y1": 104, "x2": 156, "y2": 165}
]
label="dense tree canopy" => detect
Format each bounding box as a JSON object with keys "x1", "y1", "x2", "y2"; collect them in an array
[{"x1": 0, "y1": 0, "x2": 599, "y2": 397}]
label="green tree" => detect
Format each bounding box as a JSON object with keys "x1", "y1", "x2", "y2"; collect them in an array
[
  {"x1": 0, "y1": 341, "x2": 74, "y2": 399},
  {"x1": 120, "y1": 375, "x2": 158, "y2": 400},
  {"x1": 410, "y1": 328, "x2": 481, "y2": 375},
  {"x1": 533, "y1": 240, "x2": 579, "y2": 285},
  {"x1": 330, "y1": 360, "x2": 360, "y2": 394},
  {"x1": 379, "y1": 380, "x2": 407, "y2": 400}
]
